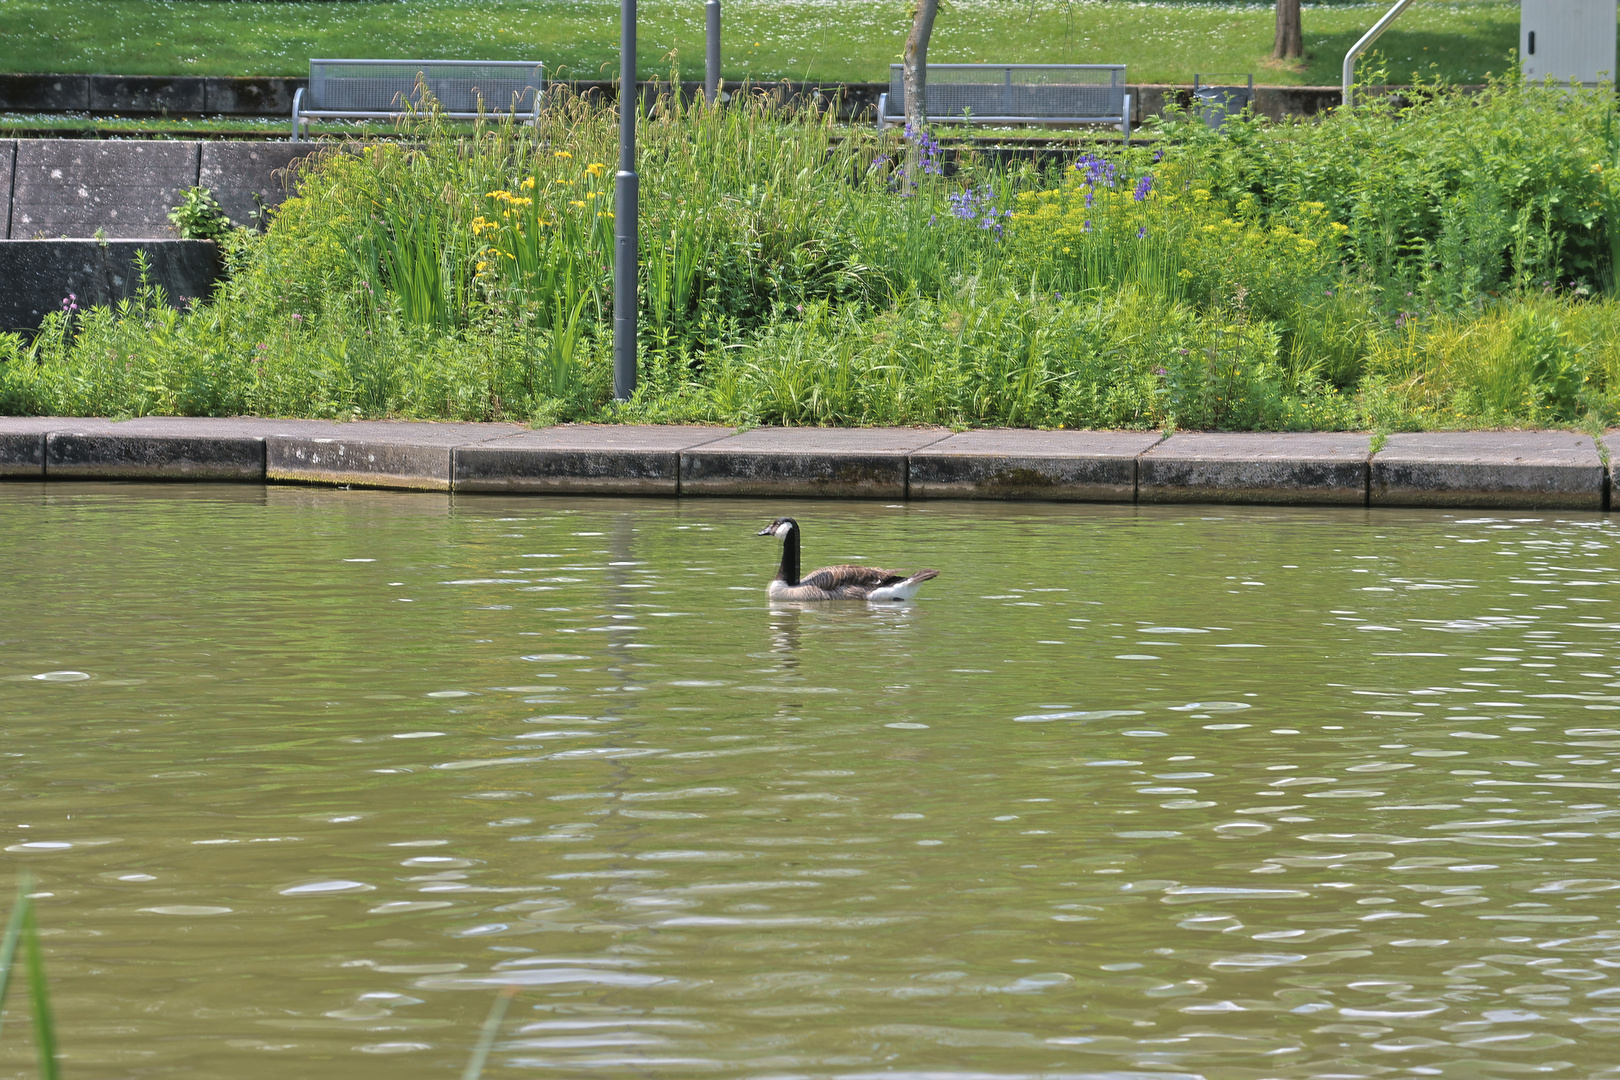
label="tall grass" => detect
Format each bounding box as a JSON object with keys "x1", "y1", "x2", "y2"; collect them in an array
[
  {"x1": 5, "y1": 74, "x2": 1620, "y2": 431},
  {"x1": 1, "y1": 876, "x2": 61, "y2": 1080}
]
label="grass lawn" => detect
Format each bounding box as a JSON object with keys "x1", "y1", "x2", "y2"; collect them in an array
[{"x1": 5, "y1": 0, "x2": 1522, "y2": 85}]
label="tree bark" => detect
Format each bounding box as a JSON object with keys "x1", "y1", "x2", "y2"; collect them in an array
[
  {"x1": 1273, "y1": 0, "x2": 1303, "y2": 60},
  {"x1": 902, "y1": 0, "x2": 941, "y2": 135}
]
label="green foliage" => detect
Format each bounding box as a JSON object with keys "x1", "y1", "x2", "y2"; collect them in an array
[
  {"x1": 8, "y1": 76, "x2": 1620, "y2": 432},
  {"x1": 167, "y1": 185, "x2": 235, "y2": 241}
]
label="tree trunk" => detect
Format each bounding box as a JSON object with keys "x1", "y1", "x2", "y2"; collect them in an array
[
  {"x1": 902, "y1": 0, "x2": 941, "y2": 135},
  {"x1": 1273, "y1": 0, "x2": 1303, "y2": 60}
]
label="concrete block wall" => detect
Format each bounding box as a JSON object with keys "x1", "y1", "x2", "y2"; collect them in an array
[
  {"x1": 0, "y1": 239, "x2": 223, "y2": 330},
  {"x1": 1, "y1": 140, "x2": 320, "y2": 239},
  {"x1": 10, "y1": 139, "x2": 200, "y2": 238},
  {"x1": 198, "y1": 141, "x2": 317, "y2": 228},
  {"x1": 0, "y1": 75, "x2": 306, "y2": 115},
  {"x1": 1, "y1": 141, "x2": 14, "y2": 240}
]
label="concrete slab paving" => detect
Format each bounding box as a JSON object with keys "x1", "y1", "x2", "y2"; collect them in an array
[
  {"x1": 681, "y1": 427, "x2": 953, "y2": 498},
  {"x1": 45, "y1": 416, "x2": 339, "y2": 481},
  {"x1": 909, "y1": 429, "x2": 1163, "y2": 501},
  {"x1": 267, "y1": 421, "x2": 526, "y2": 491},
  {"x1": 455, "y1": 424, "x2": 735, "y2": 495},
  {"x1": 1140, "y1": 431, "x2": 1371, "y2": 505},
  {"x1": 1372, "y1": 431, "x2": 1605, "y2": 510}
]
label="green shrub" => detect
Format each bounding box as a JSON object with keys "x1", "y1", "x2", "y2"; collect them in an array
[{"x1": 7, "y1": 76, "x2": 1620, "y2": 432}]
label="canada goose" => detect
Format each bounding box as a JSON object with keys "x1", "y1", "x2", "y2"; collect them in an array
[{"x1": 758, "y1": 517, "x2": 939, "y2": 602}]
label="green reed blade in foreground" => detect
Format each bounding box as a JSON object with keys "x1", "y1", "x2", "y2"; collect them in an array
[
  {"x1": 459, "y1": 986, "x2": 517, "y2": 1080},
  {"x1": 0, "y1": 876, "x2": 27, "y2": 1045},
  {"x1": 0, "y1": 875, "x2": 60, "y2": 1080}
]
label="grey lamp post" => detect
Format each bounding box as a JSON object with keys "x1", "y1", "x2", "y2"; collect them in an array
[
  {"x1": 705, "y1": 0, "x2": 721, "y2": 104},
  {"x1": 613, "y1": 0, "x2": 638, "y2": 400}
]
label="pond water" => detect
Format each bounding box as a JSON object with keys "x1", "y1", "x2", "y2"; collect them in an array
[{"x1": 3, "y1": 484, "x2": 1620, "y2": 1080}]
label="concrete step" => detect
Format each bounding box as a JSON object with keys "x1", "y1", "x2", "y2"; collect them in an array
[{"x1": 1, "y1": 418, "x2": 1612, "y2": 511}]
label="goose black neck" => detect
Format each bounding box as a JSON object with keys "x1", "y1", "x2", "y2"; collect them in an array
[{"x1": 778, "y1": 525, "x2": 801, "y2": 586}]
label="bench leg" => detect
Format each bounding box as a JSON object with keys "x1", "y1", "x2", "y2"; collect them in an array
[
  {"x1": 291, "y1": 87, "x2": 304, "y2": 143},
  {"x1": 1123, "y1": 93, "x2": 1132, "y2": 147},
  {"x1": 876, "y1": 92, "x2": 888, "y2": 131}
]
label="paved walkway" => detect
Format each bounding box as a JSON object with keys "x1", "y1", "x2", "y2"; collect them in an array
[{"x1": 0, "y1": 417, "x2": 1611, "y2": 510}]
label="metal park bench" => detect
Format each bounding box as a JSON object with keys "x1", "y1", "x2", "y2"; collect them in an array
[
  {"x1": 877, "y1": 64, "x2": 1131, "y2": 143},
  {"x1": 291, "y1": 59, "x2": 546, "y2": 142}
]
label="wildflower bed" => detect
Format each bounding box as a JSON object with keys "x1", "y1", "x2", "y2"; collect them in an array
[{"x1": 4, "y1": 76, "x2": 1620, "y2": 432}]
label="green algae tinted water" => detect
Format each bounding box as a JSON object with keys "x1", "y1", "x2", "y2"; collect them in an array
[{"x1": 3, "y1": 484, "x2": 1620, "y2": 1080}]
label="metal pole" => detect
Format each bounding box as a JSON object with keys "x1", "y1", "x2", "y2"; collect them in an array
[
  {"x1": 1342, "y1": 0, "x2": 1417, "y2": 109},
  {"x1": 705, "y1": 0, "x2": 721, "y2": 104},
  {"x1": 613, "y1": 0, "x2": 639, "y2": 401}
]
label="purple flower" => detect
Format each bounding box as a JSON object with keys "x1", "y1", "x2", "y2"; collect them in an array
[
  {"x1": 1154, "y1": 366, "x2": 1168, "y2": 376},
  {"x1": 1083, "y1": 220, "x2": 1092, "y2": 232},
  {"x1": 1084, "y1": 189, "x2": 1094, "y2": 208},
  {"x1": 1152, "y1": 149, "x2": 1163, "y2": 163},
  {"x1": 1137, "y1": 225, "x2": 1148, "y2": 239},
  {"x1": 1072, "y1": 152, "x2": 1117, "y2": 188},
  {"x1": 1132, "y1": 174, "x2": 1153, "y2": 202}
]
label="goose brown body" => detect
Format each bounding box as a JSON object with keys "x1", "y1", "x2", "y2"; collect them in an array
[{"x1": 758, "y1": 517, "x2": 939, "y2": 602}]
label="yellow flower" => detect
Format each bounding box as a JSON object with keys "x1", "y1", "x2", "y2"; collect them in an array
[
  {"x1": 585, "y1": 162, "x2": 606, "y2": 177},
  {"x1": 569, "y1": 200, "x2": 586, "y2": 208},
  {"x1": 486, "y1": 189, "x2": 510, "y2": 200},
  {"x1": 554, "y1": 150, "x2": 573, "y2": 159},
  {"x1": 520, "y1": 177, "x2": 536, "y2": 189},
  {"x1": 586, "y1": 191, "x2": 598, "y2": 199},
  {"x1": 507, "y1": 196, "x2": 533, "y2": 207}
]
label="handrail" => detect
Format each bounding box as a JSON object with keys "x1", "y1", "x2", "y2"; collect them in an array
[{"x1": 1342, "y1": 0, "x2": 1418, "y2": 108}]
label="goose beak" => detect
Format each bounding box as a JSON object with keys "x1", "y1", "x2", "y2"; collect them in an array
[{"x1": 757, "y1": 524, "x2": 777, "y2": 536}]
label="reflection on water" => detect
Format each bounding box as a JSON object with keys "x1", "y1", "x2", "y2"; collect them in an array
[{"x1": 4, "y1": 485, "x2": 1620, "y2": 1079}]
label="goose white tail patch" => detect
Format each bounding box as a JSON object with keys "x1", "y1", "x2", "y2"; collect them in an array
[{"x1": 867, "y1": 576, "x2": 930, "y2": 603}]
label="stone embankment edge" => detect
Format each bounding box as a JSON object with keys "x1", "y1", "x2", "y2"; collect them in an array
[{"x1": 0, "y1": 418, "x2": 1612, "y2": 512}]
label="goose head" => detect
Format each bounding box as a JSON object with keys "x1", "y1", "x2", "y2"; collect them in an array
[{"x1": 757, "y1": 517, "x2": 798, "y2": 539}]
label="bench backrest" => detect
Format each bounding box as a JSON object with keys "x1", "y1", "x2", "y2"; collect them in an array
[
  {"x1": 885, "y1": 64, "x2": 1127, "y2": 120},
  {"x1": 308, "y1": 59, "x2": 545, "y2": 115}
]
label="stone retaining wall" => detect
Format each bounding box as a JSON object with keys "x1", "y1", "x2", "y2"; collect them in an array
[
  {"x1": 0, "y1": 240, "x2": 223, "y2": 330},
  {"x1": 0, "y1": 419, "x2": 1611, "y2": 512},
  {"x1": 2, "y1": 139, "x2": 320, "y2": 239}
]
